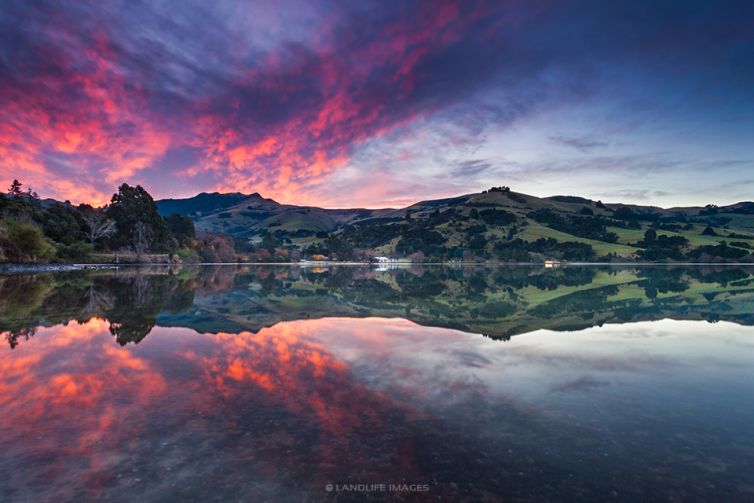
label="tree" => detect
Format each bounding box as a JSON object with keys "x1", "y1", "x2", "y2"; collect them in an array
[
  {"x1": 132, "y1": 222, "x2": 151, "y2": 258},
  {"x1": 479, "y1": 209, "x2": 516, "y2": 225},
  {"x1": 254, "y1": 248, "x2": 272, "y2": 262},
  {"x1": 40, "y1": 203, "x2": 87, "y2": 245},
  {"x1": 700, "y1": 204, "x2": 718, "y2": 216},
  {"x1": 194, "y1": 233, "x2": 235, "y2": 262},
  {"x1": 325, "y1": 235, "x2": 354, "y2": 260},
  {"x1": 106, "y1": 184, "x2": 170, "y2": 251},
  {"x1": 166, "y1": 213, "x2": 195, "y2": 246},
  {"x1": 260, "y1": 233, "x2": 278, "y2": 252},
  {"x1": 468, "y1": 234, "x2": 488, "y2": 250},
  {"x1": 644, "y1": 229, "x2": 657, "y2": 244},
  {"x1": 613, "y1": 207, "x2": 638, "y2": 221},
  {"x1": 83, "y1": 211, "x2": 117, "y2": 246},
  {"x1": 8, "y1": 179, "x2": 22, "y2": 196}
]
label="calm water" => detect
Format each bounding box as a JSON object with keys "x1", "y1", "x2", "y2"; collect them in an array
[{"x1": 1, "y1": 265, "x2": 754, "y2": 502}]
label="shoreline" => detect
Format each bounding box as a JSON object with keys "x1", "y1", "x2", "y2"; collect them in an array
[
  {"x1": 0, "y1": 263, "x2": 121, "y2": 274},
  {"x1": 2, "y1": 261, "x2": 754, "y2": 274}
]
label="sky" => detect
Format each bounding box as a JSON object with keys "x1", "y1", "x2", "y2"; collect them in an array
[{"x1": 1, "y1": 0, "x2": 753, "y2": 208}]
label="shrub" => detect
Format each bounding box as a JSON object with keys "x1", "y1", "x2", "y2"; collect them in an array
[
  {"x1": 687, "y1": 242, "x2": 749, "y2": 261},
  {"x1": 730, "y1": 241, "x2": 751, "y2": 249},
  {"x1": 478, "y1": 209, "x2": 516, "y2": 226},
  {"x1": 56, "y1": 240, "x2": 93, "y2": 260},
  {"x1": 175, "y1": 248, "x2": 201, "y2": 263},
  {"x1": 528, "y1": 209, "x2": 618, "y2": 243},
  {"x1": 1, "y1": 220, "x2": 56, "y2": 263},
  {"x1": 468, "y1": 234, "x2": 488, "y2": 250}
]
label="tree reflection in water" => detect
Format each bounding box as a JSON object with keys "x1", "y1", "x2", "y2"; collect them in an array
[
  {"x1": 2, "y1": 265, "x2": 754, "y2": 501},
  {"x1": 2, "y1": 265, "x2": 754, "y2": 349}
]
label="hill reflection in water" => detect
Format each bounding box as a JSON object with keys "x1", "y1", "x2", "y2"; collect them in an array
[
  {"x1": 2, "y1": 264, "x2": 754, "y2": 347},
  {"x1": 1, "y1": 265, "x2": 754, "y2": 501}
]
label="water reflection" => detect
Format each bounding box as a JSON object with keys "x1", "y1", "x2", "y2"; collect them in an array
[
  {"x1": 2, "y1": 265, "x2": 754, "y2": 348},
  {"x1": 1, "y1": 266, "x2": 754, "y2": 501}
]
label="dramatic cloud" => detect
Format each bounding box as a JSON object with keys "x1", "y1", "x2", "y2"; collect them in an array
[{"x1": 1, "y1": 0, "x2": 753, "y2": 206}]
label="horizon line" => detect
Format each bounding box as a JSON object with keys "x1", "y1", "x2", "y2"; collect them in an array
[{"x1": 5, "y1": 176, "x2": 752, "y2": 211}]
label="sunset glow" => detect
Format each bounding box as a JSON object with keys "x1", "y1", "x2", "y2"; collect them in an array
[{"x1": 2, "y1": 1, "x2": 753, "y2": 207}]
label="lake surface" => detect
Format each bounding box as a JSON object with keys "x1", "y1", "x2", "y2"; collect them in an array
[{"x1": 1, "y1": 265, "x2": 754, "y2": 502}]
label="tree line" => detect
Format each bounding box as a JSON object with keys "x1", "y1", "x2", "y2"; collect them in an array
[{"x1": 0, "y1": 179, "x2": 237, "y2": 264}]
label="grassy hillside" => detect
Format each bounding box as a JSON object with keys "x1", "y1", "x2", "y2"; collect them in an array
[
  {"x1": 8, "y1": 180, "x2": 752, "y2": 264},
  {"x1": 155, "y1": 188, "x2": 754, "y2": 262},
  {"x1": 328, "y1": 189, "x2": 754, "y2": 262}
]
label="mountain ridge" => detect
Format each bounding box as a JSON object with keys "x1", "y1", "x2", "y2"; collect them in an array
[
  {"x1": 153, "y1": 187, "x2": 754, "y2": 262},
  {"x1": 157, "y1": 190, "x2": 754, "y2": 216}
]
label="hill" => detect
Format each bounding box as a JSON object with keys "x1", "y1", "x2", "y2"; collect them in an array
[
  {"x1": 156, "y1": 187, "x2": 754, "y2": 262},
  {"x1": 156, "y1": 192, "x2": 252, "y2": 216},
  {"x1": 3, "y1": 180, "x2": 754, "y2": 264},
  {"x1": 157, "y1": 192, "x2": 392, "y2": 238}
]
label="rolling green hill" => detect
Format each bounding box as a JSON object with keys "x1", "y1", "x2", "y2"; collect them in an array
[{"x1": 157, "y1": 188, "x2": 754, "y2": 262}]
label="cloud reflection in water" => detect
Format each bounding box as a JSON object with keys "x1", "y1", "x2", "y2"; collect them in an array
[{"x1": 1, "y1": 315, "x2": 754, "y2": 500}]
